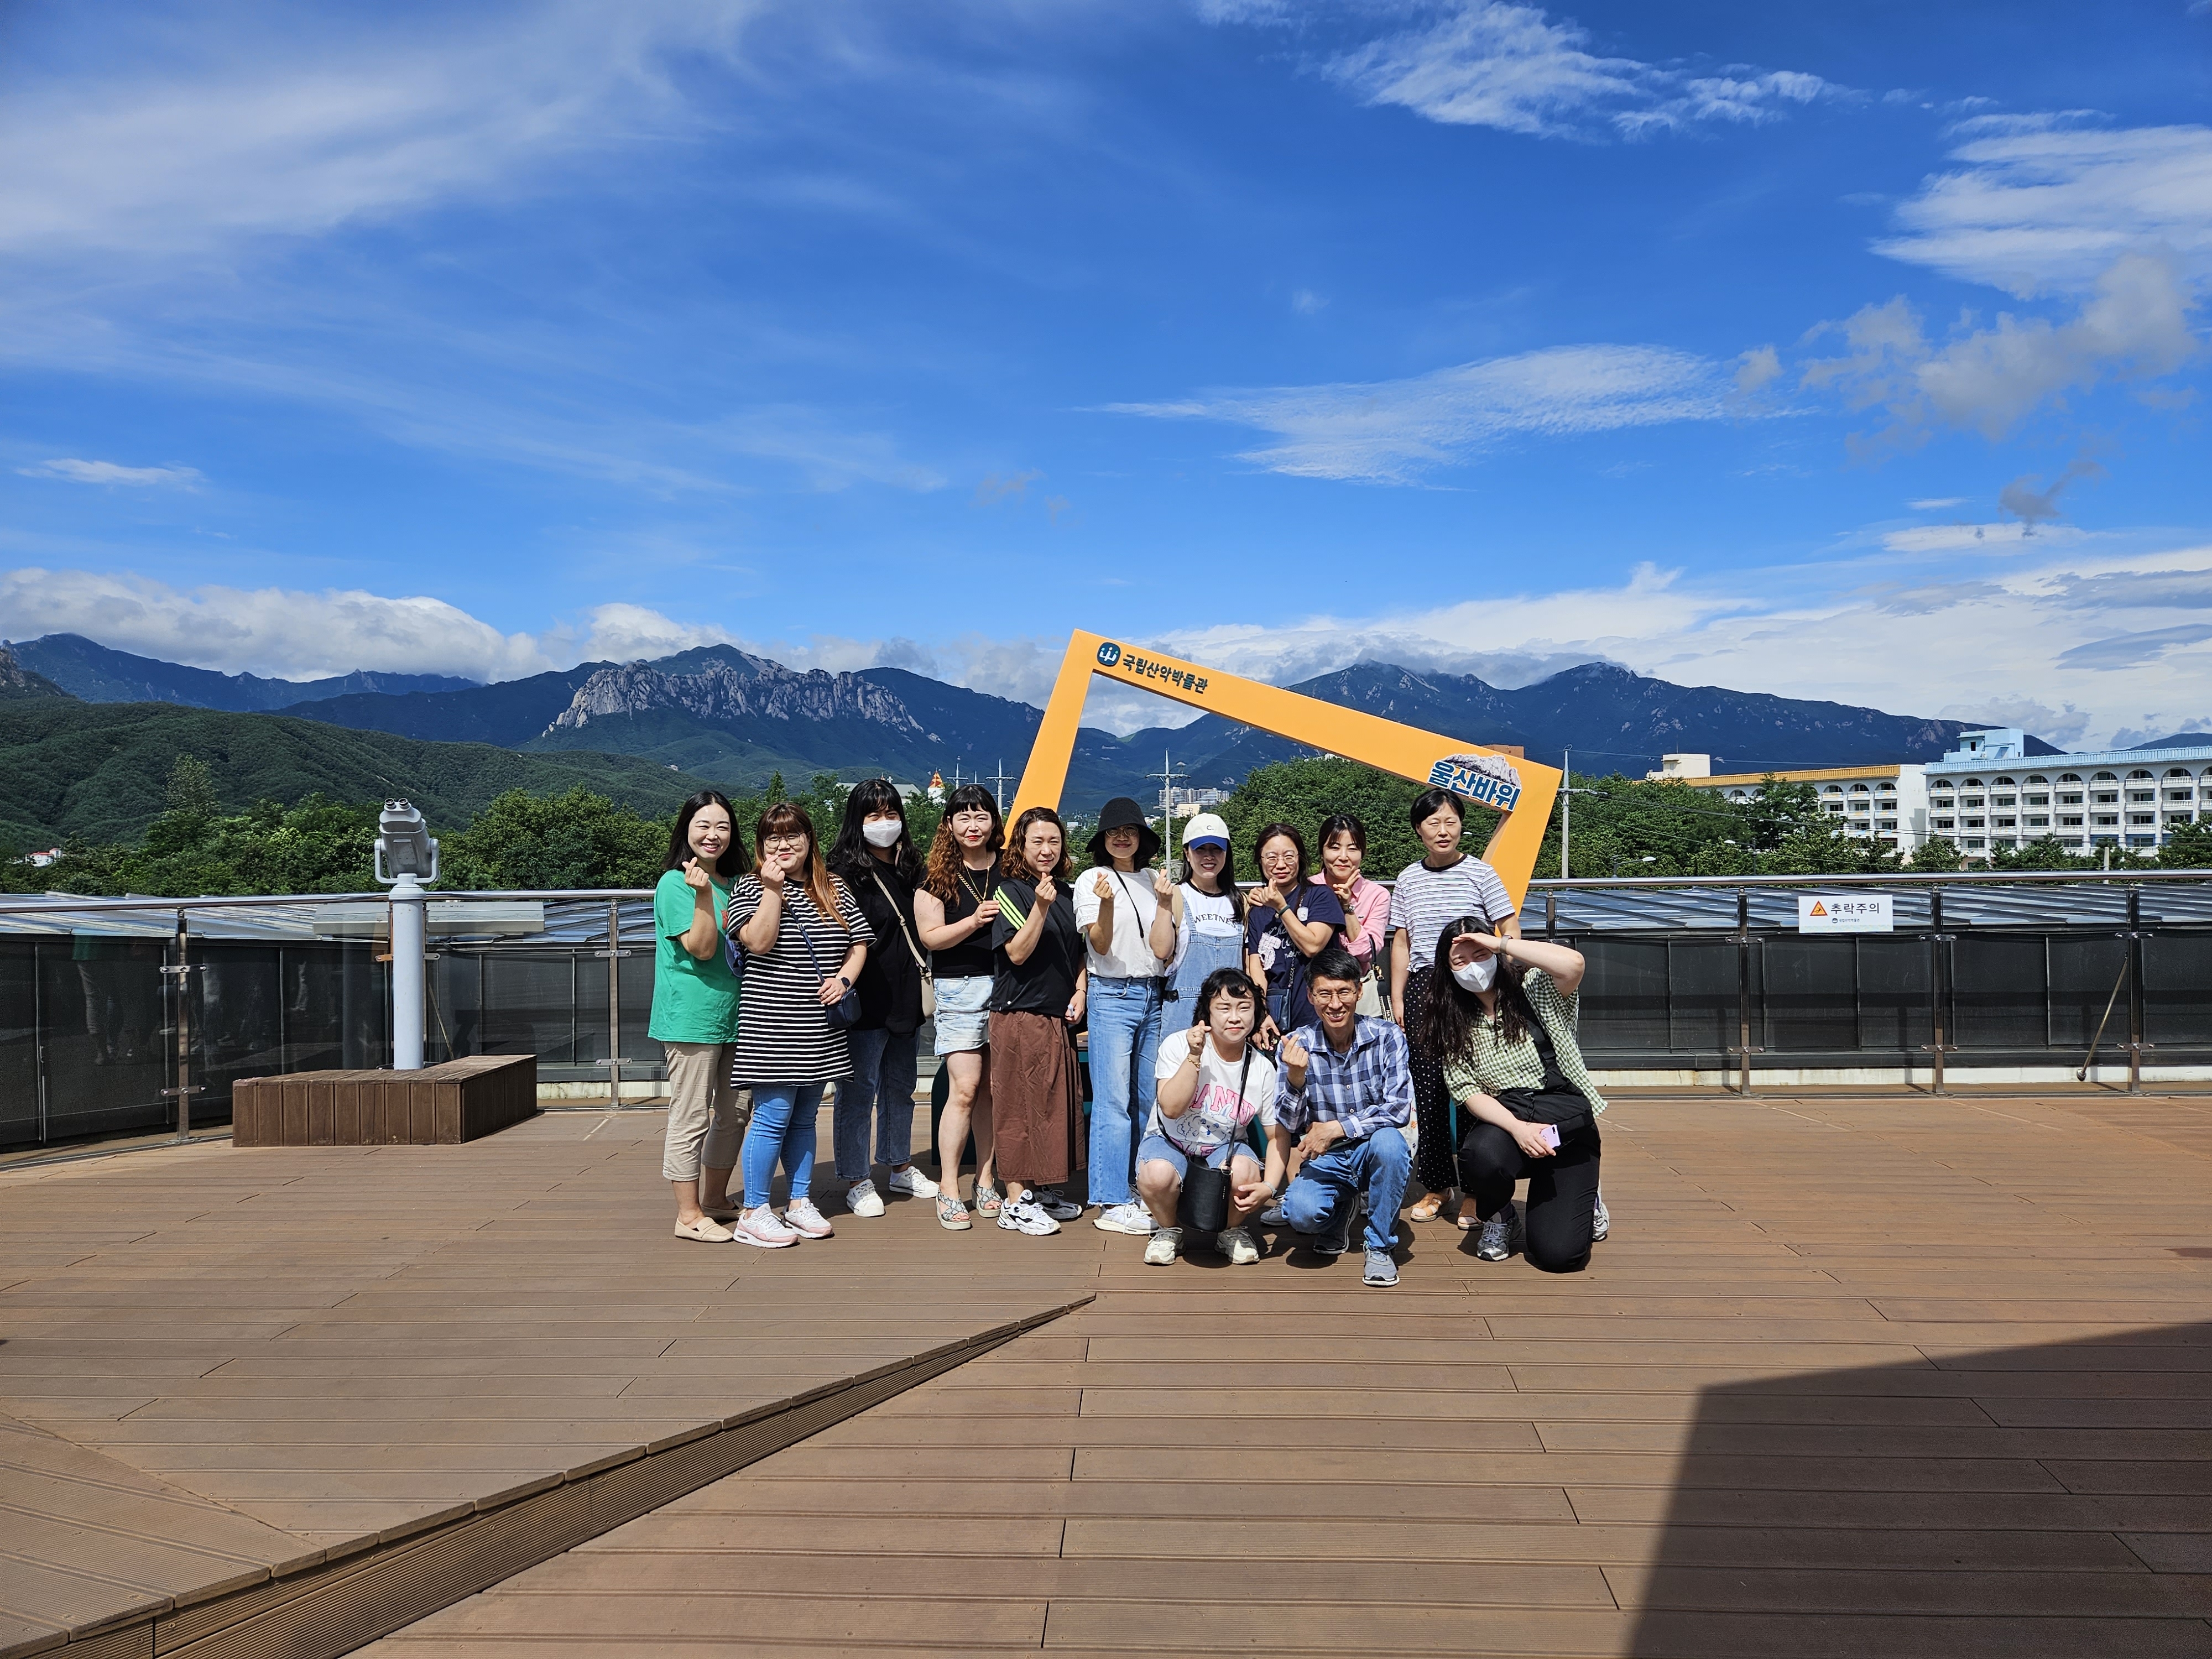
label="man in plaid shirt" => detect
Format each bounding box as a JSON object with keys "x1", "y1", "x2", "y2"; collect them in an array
[{"x1": 1276, "y1": 945, "x2": 1413, "y2": 1287}]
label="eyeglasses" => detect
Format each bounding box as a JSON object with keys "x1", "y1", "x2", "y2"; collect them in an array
[{"x1": 764, "y1": 834, "x2": 807, "y2": 849}]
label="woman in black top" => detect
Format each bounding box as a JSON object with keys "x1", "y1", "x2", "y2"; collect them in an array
[
  {"x1": 914, "y1": 784, "x2": 1004, "y2": 1230},
  {"x1": 826, "y1": 780, "x2": 937, "y2": 1220},
  {"x1": 986, "y1": 806, "x2": 1087, "y2": 1238}
]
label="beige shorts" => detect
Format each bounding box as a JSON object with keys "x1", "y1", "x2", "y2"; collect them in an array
[{"x1": 661, "y1": 1041, "x2": 749, "y2": 1181}]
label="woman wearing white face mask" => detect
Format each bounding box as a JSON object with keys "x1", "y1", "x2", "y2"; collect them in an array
[
  {"x1": 1422, "y1": 915, "x2": 1608, "y2": 1272},
  {"x1": 827, "y1": 780, "x2": 939, "y2": 1219}
]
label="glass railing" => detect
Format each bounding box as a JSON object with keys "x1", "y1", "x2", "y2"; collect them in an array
[{"x1": 4, "y1": 871, "x2": 2208, "y2": 1151}]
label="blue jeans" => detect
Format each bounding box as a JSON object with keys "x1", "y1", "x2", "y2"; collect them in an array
[
  {"x1": 1084, "y1": 976, "x2": 1164, "y2": 1207},
  {"x1": 835, "y1": 1026, "x2": 919, "y2": 1182},
  {"x1": 742, "y1": 1081, "x2": 826, "y2": 1209},
  {"x1": 1281, "y1": 1127, "x2": 1411, "y2": 1255}
]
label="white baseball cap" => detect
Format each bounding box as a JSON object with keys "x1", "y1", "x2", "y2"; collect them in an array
[{"x1": 1181, "y1": 812, "x2": 1230, "y2": 849}]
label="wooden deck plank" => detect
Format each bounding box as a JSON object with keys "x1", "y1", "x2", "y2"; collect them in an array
[{"x1": 367, "y1": 1090, "x2": 2212, "y2": 1656}]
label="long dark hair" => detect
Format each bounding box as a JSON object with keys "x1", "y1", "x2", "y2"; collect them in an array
[
  {"x1": 665, "y1": 790, "x2": 747, "y2": 878},
  {"x1": 830, "y1": 778, "x2": 922, "y2": 885},
  {"x1": 925, "y1": 783, "x2": 1004, "y2": 901},
  {"x1": 1251, "y1": 821, "x2": 1310, "y2": 881},
  {"x1": 1002, "y1": 805, "x2": 1073, "y2": 883},
  {"x1": 1318, "y1": 812, "x2": 1367, "y2": 861},
  {"x1": 1181, "y1": 837, "x2": 1244, "y2": 923},
  {"x1": 1421, "y1": 914, "x2": 1539, "y2": 1066}
]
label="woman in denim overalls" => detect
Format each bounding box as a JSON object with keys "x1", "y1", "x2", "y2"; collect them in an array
[{"x1": 1149, "y1": 813, "x2": 1249, "y2": 1048}]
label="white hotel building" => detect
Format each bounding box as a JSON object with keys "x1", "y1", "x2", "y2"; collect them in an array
[{"x1": 1922, "y1": 729, "x2": 2212, "y2": 858}]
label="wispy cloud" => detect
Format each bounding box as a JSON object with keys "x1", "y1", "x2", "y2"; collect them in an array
[
  {"x1": 1104, "y1": 343, "x2": 1735, "y2": 483},
  {"x1": 1799, "y1": 251, "x2": 2200, "y2": 446},
  {"x1": 1217, "y1": 1, "x2": 1838, "y2": 142},
  {"x1": 0, "y1": 2, "x2": 767, "y2": 264},
  {"x1": 1874, "y1": 121, "x2": 2212, "y2": 295},
  {"x1": 17, "y1": 458, "x2": 204, "y2": 488}
]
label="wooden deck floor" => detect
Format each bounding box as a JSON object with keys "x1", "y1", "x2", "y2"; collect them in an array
[
  {"x1": 0, "y1": 1109, "x2": 1096, "y2": 1656},
  {"x1": 360, "y1": 1091, "x2": 2212, "y2": 1658}
]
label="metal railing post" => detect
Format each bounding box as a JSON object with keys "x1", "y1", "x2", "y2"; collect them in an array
[
  {"x1": 2126, "y1": 885, "x2": 2147, "y2": 1095},
  {"x1": 596, "y1": 897, "x2": 635, "y2": 1109},
  {"x1": 1926, "y1": 887, "x2": 1950, "y2": 1096},
  {"x1": 1735, "y1": 888, "x2": 1755, "y2": 1094},
  {"x1": 158, "y1": 907, "x2": 202, "y2": 1140}
]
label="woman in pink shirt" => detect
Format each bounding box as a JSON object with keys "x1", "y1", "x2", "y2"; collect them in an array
[{"x1": 1318, "y1": 813, "x2": 1391, "y2": 1008}]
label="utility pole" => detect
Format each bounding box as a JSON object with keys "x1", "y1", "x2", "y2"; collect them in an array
[
  {"x1": 1149, "y1": 748, "x2": 1188, "y2": 871},
  {"x1": 988, "y1": 759, "x2": 1013, "y2": 815},
  {"x1": 1561, "y1": 747, "x2": 1571, "y2": 879}
]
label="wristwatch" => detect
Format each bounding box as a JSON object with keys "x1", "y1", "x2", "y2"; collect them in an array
[{"x1": 835, "y1": 974, "x2": 851, "y2": 989}]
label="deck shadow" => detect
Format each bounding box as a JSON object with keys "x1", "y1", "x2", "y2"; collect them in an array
[{"x1": 1625, "y1": 1317, "x2": 2212, "y2": 1658}]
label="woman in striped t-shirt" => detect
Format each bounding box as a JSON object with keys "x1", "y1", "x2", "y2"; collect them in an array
[
  {"x1": 1387, "y1": 788, "x2": 1519, "y2": 1224},
  {"x1": 722, "y1": 802, "x2": 874, "y2": 1250}
]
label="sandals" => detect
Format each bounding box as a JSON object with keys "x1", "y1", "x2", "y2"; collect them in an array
[
  {"x1": 1408, "y1": 1193, "x2": 1447, "y2": 1223},
  {"x1": 972, "y1": 1184, "x2": 1003, "y2": 1218},
  {"x1": 936, "y1": 1193, "x2": 972, "y2": 1231}
]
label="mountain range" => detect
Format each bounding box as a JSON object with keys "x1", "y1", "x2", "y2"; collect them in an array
[{"x1": 1, "y1": 632, "x2": 2054, "y2": 834}]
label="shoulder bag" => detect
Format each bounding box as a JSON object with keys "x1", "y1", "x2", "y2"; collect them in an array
[
  {"x1": 791, "y1": 902, "x2": 863, "y2": 1030},
  {"x1": 866, "y1": 865, "x2": 936, "y2": 1019},
  {"x1": 1176, "y1": 1041, "x2": 1255, "y2": 1234}
]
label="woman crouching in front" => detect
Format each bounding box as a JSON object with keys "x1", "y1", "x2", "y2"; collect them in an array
[
  {"x1": 1423, "y1": 916, "x2": 1607, "y2": 1273},
  {"x1": 722, "y1": 802, "x2": 873, "y2": 1249},
  {"x1": 1137, "y1": 968, "x2": 1282, "y2": 1268}
]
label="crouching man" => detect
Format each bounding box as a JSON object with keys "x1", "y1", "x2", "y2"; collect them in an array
[{"x1": 1275, "y1": 946, "x2": 1412, "y2": 1287}]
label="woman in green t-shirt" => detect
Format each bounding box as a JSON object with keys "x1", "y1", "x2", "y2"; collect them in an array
[{"x1": 652, "y1": 791, "x2": 749, "y2": 1241}]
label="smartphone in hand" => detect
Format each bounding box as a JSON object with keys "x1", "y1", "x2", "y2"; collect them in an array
[{"x1": 1539, "y1": 1124, "x2": 1561, "y2": 1151}]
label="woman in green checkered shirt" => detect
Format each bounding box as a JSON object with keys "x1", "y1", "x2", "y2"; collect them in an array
[{"x1": 1424, "y1": 916, "x2": 1608, "y2": 1272}]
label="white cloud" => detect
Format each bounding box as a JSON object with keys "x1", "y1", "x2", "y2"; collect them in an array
[
  {"x1": 0, "y1": 568, "x2": 555, "y2": 682},
  {"x1": 1800, "y1": 252, "x2": 2201, "y2": 445},
  {"x1": 18, "y1": 458, "x2": 204, "y2": 488},
  {"x1": 1908, "y1": 496, "x2": 1966, "y2": 509},
  {"x1": 0, "y1": 2, "x2": 766, "y2": 264},
  {"x1": 1105, "y1": 343, "x2": 1735, "y2": 483},
  {"x1": 1285, "y1": 1, "x2": 1835, "y2": 142},
  {"x1": 1875, "y1": 122, "x2": 2212, "y2": 295}
]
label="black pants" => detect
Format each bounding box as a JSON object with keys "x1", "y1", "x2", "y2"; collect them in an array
[
  {"x1": 1459, "y1": 1115, "x2": 1601, "y2": 1273},
  {"x1": 1404, "y1": 967, "x2": 1456, "y2": 1194}
]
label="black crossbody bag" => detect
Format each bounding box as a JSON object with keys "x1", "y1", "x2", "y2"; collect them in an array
[{"x1": 1176, "y1": 1042, "x2": 1256, "y2": 1233}]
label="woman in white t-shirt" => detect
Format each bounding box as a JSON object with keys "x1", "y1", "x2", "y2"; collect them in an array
[{"x1": 1135, "y1": 968, "x2": 1286, "y2": 1268}]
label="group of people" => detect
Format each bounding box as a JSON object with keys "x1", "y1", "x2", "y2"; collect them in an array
[{"x1": 650, "y1": 781, "x2": 1609, "y2": 1284}]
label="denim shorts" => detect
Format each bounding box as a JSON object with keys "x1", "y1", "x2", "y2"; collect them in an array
[
  {"x1": 932, "y1": 974, "x2": 993, "y2": 1056},
  {"x1": 1135, "y1": 1132, "x2": 1261, "y2": 1180}
]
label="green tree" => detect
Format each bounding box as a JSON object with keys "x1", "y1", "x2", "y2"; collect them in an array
[
  {"x1": 1219, "y1": 758, "x2": 1435, "y2": 877},
  {"x1": 1740, "y1": 775, "x2": 1823, "y2": 852},
  {"x1": 440, "y1": 787, "x2": 665, "y2": 890},
  {"x1": 1993, "y1": 835, "x2": 2095, "y2": 872},
  {"x1": 1909, "y1": 834, "x2": 1963, "y2": 872},
  {"x1": 165, "y1": 752, "x2": 218, "y2": 820},
  {"x1": 2158, "y1": 819, "x2": 2212, "y2": 868}
]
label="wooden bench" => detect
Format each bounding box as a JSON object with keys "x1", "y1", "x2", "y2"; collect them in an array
[{"x1": 231, "y1": 1055, "x2": 538, "y2": 1146}]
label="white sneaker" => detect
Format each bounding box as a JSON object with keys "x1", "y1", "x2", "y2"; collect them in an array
[
  {"x1": 886, "y1": 1166, "x2": 939, "y2": 1198},
  {"x1": 996, "y1": 1197, "x2": 1060, "y2": 1237},
  {"x1": 1143, "y1": 1227, "x2": 1182, "y2": 1265},
  {"x1": 734, "y1": 1207, "x2": 799, "y2": 1249},
  {"x1": 845, "y1": 1178, "x2": 885, "y2": 1218},
  {"x1": 1592, "y1": 1189, "x2": 1609, "y2": 1243},
  {"x1": 1475, "y1": 1202, "x2": 1523, "y2": 1264},
  {"x1": 782, "y1": 1199, "x2": 834, "y2": 1239},
  {"x1": 1031, "y1": 1188, "x2": 1084, "y2": 1222},
  {"x1": 1219, "y1": 1226, "x2": 1260, "y2": 1266},
  {"x1": 1093, "y1": 1201, "x2": 1156, "y2": 1235}
]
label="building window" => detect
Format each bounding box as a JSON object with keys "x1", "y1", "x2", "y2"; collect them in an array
[
  {"x1": 2026, "y1": 794, "x2": 2049, "y2": 806},
  {"x1": 2060, "y1": 773, "x2": 2082, "y2": 783},
  {"x1": 1994, "y1": 795, "x2": 2017, "y2": 806},
  {"x1": 2060, "y1": 792, "x2": 2083, "y2": 805},
  {"x1": 2060, "y1": 815, "x2": 2083, "y2": 826},
  {"x1": 1995, "y1": 817, "x2": 2017, "y2": 828},
  {"x1": 2094, "y1": 771, "x2": 2118, "y2": 782},
  {"x1": 1965, "y1": 817, "x2": 1986, "y2": 829},
  {"x1": 2167, "y1": 790, "x2": 2193, "y2": 802},
  {"x1": 2128, "y1": 834, "x2": 2156, "y2": 847},
  {"x1": 2026, "y1": 775, "x2": 2048, "y2": 785},
  {"x1": 2095, "y1": 792, "x2": 2119, "y2": 805},
  {"x1": 2028, "y1": 816, "x2": 2049, "y2": 828},
  {"x1": 1880, "y1": 820, "x2": 1897, "y2": 831},
  {"x1": 1965, "y1": 837, "x2": 1986, "y2": 849},
  {"x1": 2094, "y1": 815, "x2": 2119, "y2": 827},
  {"x1": 2130, "y1": 793, "x2": 2155, "y2": 805},
  {"x1": 1934, "y1": 817, "x2": 1955, "y2": 830},
  {"x1": 2130, "y1": 814, "x2": 2155, "y2": 826}
]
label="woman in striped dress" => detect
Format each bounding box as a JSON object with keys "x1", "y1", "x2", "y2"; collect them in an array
[{"x1": 722, "y1": 802, "x2": 874, "y2": 1249}]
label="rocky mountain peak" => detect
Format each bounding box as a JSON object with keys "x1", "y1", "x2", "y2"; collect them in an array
[{"x1": 547, "y1": 656, "x2": 927, "y2": 737}]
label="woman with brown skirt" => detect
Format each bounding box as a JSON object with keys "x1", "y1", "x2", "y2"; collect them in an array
[{"x1": 987, "y1": 806, "x2": 1088, "y2": 1238}]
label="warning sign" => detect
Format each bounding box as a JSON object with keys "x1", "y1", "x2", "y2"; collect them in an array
[{"x1": 1797, "y1": 894, "x2": 1893, "y2": 934}]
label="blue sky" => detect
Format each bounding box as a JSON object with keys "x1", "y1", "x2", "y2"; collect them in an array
[{"x1": 2, "y1": 0, "x2": 2208, "y2": 745}]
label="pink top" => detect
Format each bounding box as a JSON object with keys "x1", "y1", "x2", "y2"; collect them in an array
[{"x1": 1332, "y1": 874, "x2": 1392, "y2": 970}]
